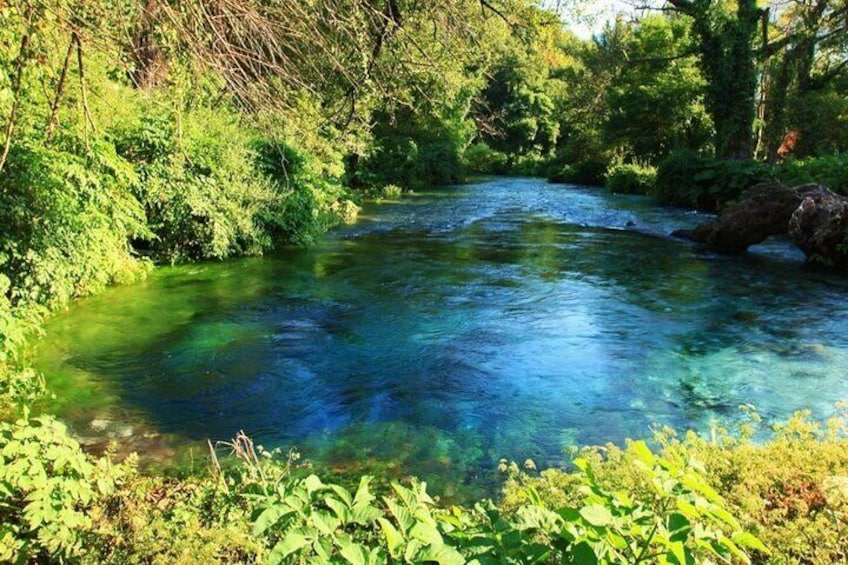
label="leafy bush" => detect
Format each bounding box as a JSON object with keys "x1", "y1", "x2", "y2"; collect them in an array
[
  {"x1": 778, "y1": 154, "x2": 848, "y2": 195},
  {"x1": 463, "y1": 142, "x2": 508, "y2": 174},
  {"x1": 652, "y1": 151, "x2": 774, "y2": 211},
  {"x1": 549, "y1": 159, "x2": 608, "y2": 186},
  {"x1": 605, "y1": 163, "x2": 657, "y2": 195},
  {"x1": 254, "y1": 138, "x2": 354, "y2": 246},
  {"x1": 117, "y1": 110, "x2": 272, "y2": 262},
  {"x1": 0, "y1": 414, "x2": 130, "y2": 563},
  {"x1": 0, "y1": 141, "x2": 150, "y2": 309},
  {"x1": 113, "y1": 108, "x2": 355, "y2": 261}
]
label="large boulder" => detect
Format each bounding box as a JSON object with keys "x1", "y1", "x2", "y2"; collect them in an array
[
  {"x1": 673, "y1": 182, "x2": 802, "y2": 253},
  {"x1": 673, "y1": 182, "x2": 848, "y2": 270},
  {"x1": 789, "y1": 184, "x2": 848, "y2": 269}
]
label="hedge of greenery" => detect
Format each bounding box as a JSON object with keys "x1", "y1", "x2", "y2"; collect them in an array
[{"x1": 548, "y1": 152, "x2": 847, "y2": 213}]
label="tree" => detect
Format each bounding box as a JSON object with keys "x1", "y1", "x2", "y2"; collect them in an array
[
  {"x1": 665, "y1": 0, "x2": 765, "y2": 159},
  {"x1": 761, "y1": 0, "x2": 848, "y2": 158},
  {"x1": 604, "y1": 14, "x2": 711, "y2": 162}
]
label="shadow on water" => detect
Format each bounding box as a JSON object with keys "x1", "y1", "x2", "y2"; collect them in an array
[{"x1": 32, "y1": 177, "x2": 848, "y2": 500}]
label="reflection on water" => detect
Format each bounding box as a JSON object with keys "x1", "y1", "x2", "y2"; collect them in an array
[{"x1": 33, "y1": 177, "x2": 848, "y2": 497}]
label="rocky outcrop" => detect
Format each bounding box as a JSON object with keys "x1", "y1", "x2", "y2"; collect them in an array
[
  {"x1": 674, "y1": 182, "x2": 848, "y2": 269},
  {"x1": 788, "y1": 185, "x2": 848, "y2": 269}
]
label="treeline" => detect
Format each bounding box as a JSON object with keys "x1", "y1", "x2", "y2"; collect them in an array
[{"x1": 1, "y1": 0, "x2": 847, "y2": 325}]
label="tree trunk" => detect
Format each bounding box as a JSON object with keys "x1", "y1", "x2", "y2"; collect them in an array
[
  {"x1": 128, "y1": 0, "x2": 169, "y2": 90},
  {"x1": 670, "y1": 0, "x2": 762, "y2": 160},
  {"x1": 45, "y1": 34, "x2": 75, "y2": 144},
  {"x1": 0, "y1": 6, "x2": 34, "y2": 175}
]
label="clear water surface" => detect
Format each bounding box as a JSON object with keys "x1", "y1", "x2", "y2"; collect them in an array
[{"x1": 33, "y1": 177, "x2": 848, "y2": 498}]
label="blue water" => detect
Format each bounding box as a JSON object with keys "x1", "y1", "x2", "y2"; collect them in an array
[{"x1": 34, "y1": 177, "x2": 848, "y2": 496}]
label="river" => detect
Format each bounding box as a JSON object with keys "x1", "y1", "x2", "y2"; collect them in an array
[{"x1": 33, "y1": 177, "x2": 848, "y2": 498}]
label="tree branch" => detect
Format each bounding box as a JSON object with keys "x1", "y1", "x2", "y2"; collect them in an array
[
  {"x1": 0, "y1": 4, "x2": 33, "y2": 175},
  {"x1": 45, "y1": 33, "x2": 75, "y2": 144}
]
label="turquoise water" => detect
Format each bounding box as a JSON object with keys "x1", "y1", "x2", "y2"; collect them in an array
[{"x1": 33, "y1": 177, "x2": 848, "y2": 497}]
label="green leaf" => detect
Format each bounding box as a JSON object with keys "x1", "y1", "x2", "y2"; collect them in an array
[
  {"x1": 330, "y1": 484, "x2": 353, "y2": 507},
  {"x1": 352, "y1": 476, "x2": 375, "y2": 506},
  {"x1": 705, "y1": 505, "x2": 741, "y2": 531},
  {"x1": 669, "y1": 540, "x2": 687, "y2": 565},
  {"x1": 630, "y1": 440, "x2": 655, "y2": 467},
  {"x1": 338, "y1": 539, "x2": 369, "y2": 565},
  {"x1": 252, "y1": 504, "x2": 291, "y2": 536},
  {"x1": 304, "y1": 474, "x2": 323, "y2": 495},
  {"x1": 718, "y1": 535, "x2": 750, "y2": 564},
  {"x1": 378, "y1": 517, "x2": 405, "y2": 559},
  {"x1": 667, "y1": 513, "x2": 691, "y2": 542},
  {"x1": 680, "y1": 474, "x2": 722, "y2": 505},
  {"x1": 325, "y1": 496, "x2": 352, "y2": 523},
  {"x1": 385, "y1": 498, "x2": 413, "y2": 532},
  {"x1": 268, "y1": 532, "x2": 311, "y2": 564},
  {"x1": 311, "y1": 510, "x2": 340, "y2": 536},
  {"x1": 419, "y1": 543, "x2": 465, "y2": 565},
  {"x1": 731, "y1": 532, "x2": 769, "y2": 554},
  {"x1": 571, "y1": 541, "x2": 598, "y2": 565},
  {"x1": 579, "y1": 504, "x2": 613, "y2": 527},
  {"x1": 409, "y1": 521, "x2": 443, "y2": 546}
]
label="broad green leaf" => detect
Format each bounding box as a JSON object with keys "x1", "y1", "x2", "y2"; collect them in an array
[
  {"x1": 325, "y1": 496, "x2": 352, "y2": 523},
  {"x1": 718, "y1": 535, "x2": 751, "y2": 564},
  {"x1": 680, "y1": 474, "x2": 722, "y2": 505},
  {"x1": 252, "y1": 505, "x2": 291, "y2": 536},
  {"x1": 268, "y1": 533, "x2": 311, "y2": 564},
  {"x1": 419, "y1": 542, "x2": 466, "y2": 565},
  {"x1": 667, "y1": 513, "x2": 691, "y2": 542},
  {"x1": 352, "y1": 476, "x2": 375, "y2": 506},
  {"x1": 304, "y1": 474, "x2": 323, "y2": 495},
  {"x1": 378, "y1": 517, "x2": 405, "y2": 559},
  {"x1": 391, "y1": 482, "x2": 415, "y2": 510},
  {"x1": 330, "y1": 484, "x2": 353, "y2": 507},
  {"x1": 571, "y1": 541, "x2": 598, "y2": 565},
  {"x1": 385, "y1": 497, "x2": 413, "y2": 532},
  {"x1": 675, "y1": 499, "x2": 699, "y2": 520},
  {"x1": 557, "y1": 507, "x2": 581, "y2": 523},
  {"x1": 579, "y1": 504, "x2": 613, "y2": 527},
  {"x1": 409, "y1": 520, "x2": 443, "y2": 546},
  {"x1": 351, "y1": 501, "x2": 382, "y2": 525},
  {"x1": 338, "y1": 539, "x2": 369, "y2": 565},
  {"x1": 705, "y1": 505, "x2": 741, "y2": 531},
  {"x1": 731, "y1": 532, "x2": 769, "y2": 554},
  {"x1": 669, "y1": 540, "x2": 687, "y2": 565},
  {"x1": 630, "y1": 440, "x2": 655, "y2": 467},
  {"x1": 311, "y1": 510, "x2": 340, "y2": 536}
]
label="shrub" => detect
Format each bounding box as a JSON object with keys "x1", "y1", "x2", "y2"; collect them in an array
[
  {"x1": 462, "y1": 142, "x2": 508, "y2": 174},
  {"x1": 549, "y1": 158, "x2": 608, "y2": 186},
  {"x1": 0, "y1": 141, "x2": 149, "y2": 310},
  {"x1": 652, "y1": 151, "x2": 774, "y2": 211},
  {"x1": 778, "y1": 154, "x2": 848, "y2": 195},
  {"x1": 605, "y1": 163, "x2": 657, "y2": 195},
  {"x1": 118, "y1": 110, "x2": 276, "y2": 262},
  {"x1": 254, "y1": 138, "x2": 353, "y2": 247},
  {"x1": 0, "y1": 414, "x2": 131, "y2": 563}
]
